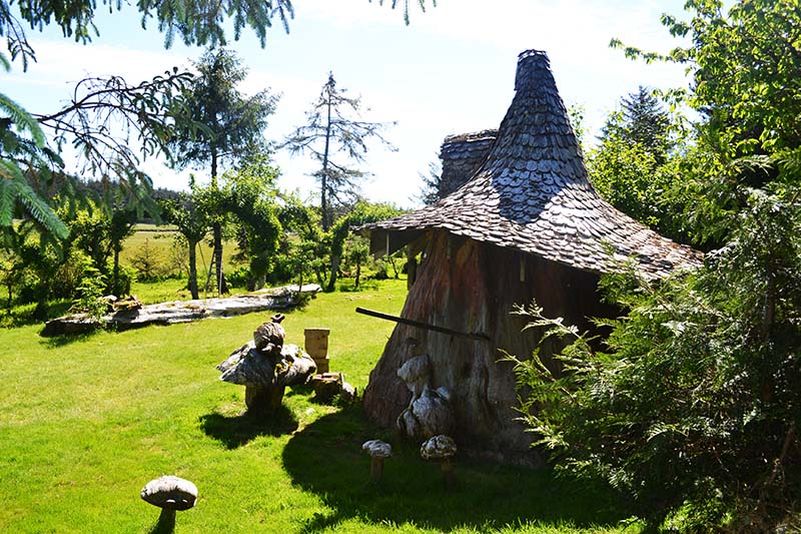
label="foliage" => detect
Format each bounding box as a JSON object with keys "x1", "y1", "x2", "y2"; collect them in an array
[
  {"x1": 34, "y1": 70, "x2": 193, "y2": 184},
  {"x1": 512, "y1": 2, "x2": 801, "y2": 530},
  {"x1": 326, "y1": 200, "x2": 402, "y2": 291},
  {"x1": 586, "y1": 87, "x2": 691, "y2": 243},
  {"x1": 276, "y1": 193, "x2": 329, "y2": 288},
  {"x1": 169, "y1": 47, "x2": 277, "y2": 295},
  {"x1": 162, "y1": 186, "x2": 211, "y2": 299},
  {"x1": 601, "y1": 87, "x2": 672, "y2": 161},
  {"x1": 611, "y1": 0, "x2": 801, "y2": 243},
  {"x1": 509, "y1": 191, "x2": 801, "y2": 530},
  {"x1": 0, "y1": 0, "x2": 435, "y2": 69},
  {"x1": 169, "y1": 48, "x2": 277, "y2": 181},
  {"x1": 0, "y1": 61, "x2": 67, "y2": 240},
  {"x1": 342, "y1": 234, "x2": 370, "y2": 289},
  {"x1": 282, "y1": 72, "x2": 395, "y2": 230},
  {"x1": 221, "y1": 155, "x2": 282, "y2": 291},
  {"x1": 69, "y1": 263, "x2": 107, "y2": 320},
  {"x1": 129, "y1": 238, "x2": 164, "y2": 281},
  {"x1": 417, "y1": 159, "x2": 443, "y2": 206}
]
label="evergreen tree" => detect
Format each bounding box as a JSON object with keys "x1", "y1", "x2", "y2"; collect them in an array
[
  {"x1": 282, "y1": 72, "x2": 395, "y2": 231},
  {"x1": 602, "y1": 86, "x2": 672, "y2": 160},
  {"x1": 168, "y1": 48, "x2": 277, "y2": 294},
  {"x1": 417, "y1": 160, "x2": 443, "y2": 206}
]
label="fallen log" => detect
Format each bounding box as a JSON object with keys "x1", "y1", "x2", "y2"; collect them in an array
[{"x1": 41, "y1": 284, "x2": 321, "y2": 337}]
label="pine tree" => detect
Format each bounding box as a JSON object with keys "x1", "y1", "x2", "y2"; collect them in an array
[
  {"x1": 602, "y1": 86, "x2": 672, "y2": 160},
  {"x1": 168, "y1": 48, "x2": 277, "y2": 294},
  {"x1": 282, "y1": 72, "x2": 394, "y2": 231}
]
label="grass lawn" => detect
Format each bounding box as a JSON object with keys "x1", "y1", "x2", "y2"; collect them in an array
[{"x1": 0, "y1": 279, "x2": 638, "y2": 533}]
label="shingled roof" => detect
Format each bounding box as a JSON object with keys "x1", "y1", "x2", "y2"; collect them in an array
[{"x1": 365, "y1": 50, "x2": 702, "y2": 279}]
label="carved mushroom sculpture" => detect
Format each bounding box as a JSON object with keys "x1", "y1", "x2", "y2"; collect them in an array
[
  {"x1": 140, "y1": 475, "x2": 197, "y2": 529},
  {"x1": 217, "y1": 315, "x2": 317, "y2": 415},
  {"x1": 420, "y1": 435, "x2": 457, "y2": 489},
  {"x1": 362, "y1": 439, "x2": 392, "y2": 483}
]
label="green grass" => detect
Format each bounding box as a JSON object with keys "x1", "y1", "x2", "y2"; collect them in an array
[{"x1": 0, "y1": 279, "x2": 639, "y2": 533}]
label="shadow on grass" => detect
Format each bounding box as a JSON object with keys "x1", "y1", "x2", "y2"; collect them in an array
[
  {"x1": 39, "y1": 329, "x2": 102, "y2": 347},
  {"x1": 283, "y1": 406, "x2": 634, "y2": 533},
  {"x1": 199, "y1": 406, "x2": 299, "y2": 449},
  {"x1": 0, "y1": 300, "x2": 71, "y2": 329},
  {"x1": 148, "y1": 509, "x2": 175, "y2": 534}
]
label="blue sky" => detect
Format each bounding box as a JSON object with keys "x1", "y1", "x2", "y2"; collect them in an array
[{"x1": 5, "y1": 0, "x2": 691, "y2": 208}]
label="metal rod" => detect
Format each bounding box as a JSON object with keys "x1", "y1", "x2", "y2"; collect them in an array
[{"x1": 355, "y1": 307, "x2": 491, "y2": 341}]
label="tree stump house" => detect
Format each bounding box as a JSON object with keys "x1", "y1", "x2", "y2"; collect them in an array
[{"x1": 360, "y1": 50, "x2": 702, "y2": 464}]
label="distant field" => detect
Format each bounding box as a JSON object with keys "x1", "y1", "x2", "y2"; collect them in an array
[{"x1": 120, "y1": 225, "x2": 241, "y2": 291}]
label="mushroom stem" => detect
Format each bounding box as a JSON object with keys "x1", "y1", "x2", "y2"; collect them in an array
[
  {"x1": 245, "y1": 384, "x2": 286, "y2": 415},
  {"x1": 154, "y1": 508, "x2": 176, "y2": 533},
  {"x1": 370, "y1": 456, "x2": 385, "y2": 483},
  {"x1": 441, "y1": 458, "x2": 455, "y2": 490}
]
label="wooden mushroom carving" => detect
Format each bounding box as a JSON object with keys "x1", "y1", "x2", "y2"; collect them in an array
[
  {"x1": 217, "y1": 315, "x2": 317, "y2": 415},
  {"x1": 420, "y1": 435, "x2": 457, "y2": 489},
  {"x1": 141, "y1": 475, "x2": 197, "y2": 529},
  {"x1": 362, "y1": 439, "x2": 392, "y2": 483}
]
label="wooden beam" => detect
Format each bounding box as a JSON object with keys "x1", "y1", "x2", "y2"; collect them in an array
[{"x1": 355, "y1": 307, "x2": 491, "y2": 341}]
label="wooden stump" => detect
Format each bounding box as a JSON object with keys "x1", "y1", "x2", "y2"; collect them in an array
[
  {"x1": 370, "y1": 456, "x2": 384, "y2": 483},
  {"x1": 245, "y1": 384, "x2": 285, "y2": 415}
]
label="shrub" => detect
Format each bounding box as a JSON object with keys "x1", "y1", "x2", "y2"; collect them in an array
[
  {"x1": 69, "y1": 265, "x2": 108, "y2": 321},
  {"x1": 507, "y1": 193, "x2": 801, "y2": 531},
  {"x1": 129, "y1": 238, "x2": 165, "y2": 282}
]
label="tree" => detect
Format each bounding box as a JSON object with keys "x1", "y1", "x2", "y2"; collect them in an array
[
  {"x1": 416, "y1": 160, "x2": 443, "y2": 206},
  {"x1": 283, "y1": 72, "x2": 395, "y2": 231},
  {"x1": 221, "y1": 155, "x2": 282, "y2": 291},
  {"x1": 163, "y1": 185, "x2": 210, "y2": 300},
  {"x1": 168, "y1": 47, "x2": 277, "y2": 294},
  {"x1": 0, "y1": 62, "x2": 68, "y2": 241},
  {"x1": 326, "y1": 201, "x2": 401, "y2": 291},
  {"x1": 601, "y1": 86, "x2": 672, "y2": 161},
  {"x1": 512, "y1": 1, "x2": 801, "y2": 530},
  {"x1": 343, "y1": 234, "x2": 370, "y2": 289}
]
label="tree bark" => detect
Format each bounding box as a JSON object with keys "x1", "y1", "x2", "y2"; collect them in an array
[
  {"x1": 210, "y1": 147, "x2": 228, "y2": 295},
  {"x1": 355, "y1": 258, "x2": 361, "y2": 289},
  {"x1": 321, "y1": 90, "x2": 333, "y2": 231},
  {"x1": 112, "y1": 247, "x2": 121, "y2": 295},
  {"x1": 188, "y1": 240, "x2": 199, "y2": 300},
  {"x1": 326, "y1": 253, "x2": 340, "y2": 292}
]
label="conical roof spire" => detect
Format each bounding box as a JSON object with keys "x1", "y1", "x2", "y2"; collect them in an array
[{"x1": 366, "y1": 50, "x2": 701, "y2": 279}]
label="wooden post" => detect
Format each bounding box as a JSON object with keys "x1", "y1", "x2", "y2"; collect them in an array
[{"x1": 304, "y1": 328, "x2": 330, "y2": 373}]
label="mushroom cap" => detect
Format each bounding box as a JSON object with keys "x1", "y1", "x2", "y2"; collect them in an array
[
  {"x1": 140, "y1": 475, "x2": 198, "y2": 511},
  {"x1": 420, "y1": 435, "x2": 457, "y2": 460},
  {"x1": 362, "y1": 439, "x2": 392, "y2": 458}
]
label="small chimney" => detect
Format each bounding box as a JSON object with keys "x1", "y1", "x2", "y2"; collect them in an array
[{"x1": 438, "y1": 129, "x2": 497, "y2": 198}]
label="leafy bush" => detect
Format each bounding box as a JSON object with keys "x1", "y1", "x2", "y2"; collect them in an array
[
  {"x1": 69, "y1": 265, "x2": 108, "y2": 321},
  {"x1": 225, "y1": 265, "x2": 251, "y2": 289},
  {"x1": 508, "y1": 193, "x2": 801, "y2": 531},
  {"x1": 107, "y1": 262, "x2": 135, "y2": 297}
]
